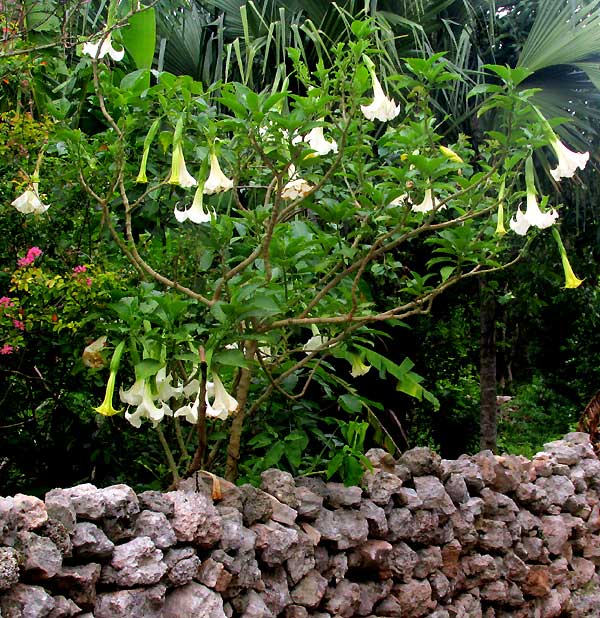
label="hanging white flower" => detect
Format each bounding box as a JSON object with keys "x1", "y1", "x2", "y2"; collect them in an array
[
  {"x1": 175, "y1": 183, "x2": 215, "y2": 223},
  {"x1": 204, "y1": 153, "x2": 233, "y2": 195},
  {"x1": 168, "y1": 144, "x2": 197, "y2": 188},
  {"x1": 412, "y1": 189, "x2": 443, "y2": 213},
  {"x1": 281, "y1": 164, "x2": 312, "y2": 200},
  {"x1": 207, "y1": 374, "x2": 238, "y2": 420},
  {"x1": 293, "y1": 124, "x2": 338, "y2": 156},
  {"x1": 549, "y1": 138, "x2": 589, "y2": 182},
  {"x1": 12, "y1": 183, "x2": 49, "y2": 215},
  {"x1": 360, "y1": 69, "x2": 401, "y2": 122},
  {"x1": 123, "y1": 380, "x2": 172, "y2": 428},
  {"x1": 82, "y1": 32, "x2": 125, "y2": 62}
]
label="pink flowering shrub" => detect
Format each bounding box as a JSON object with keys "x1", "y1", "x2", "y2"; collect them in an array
[{"x1": 17, "y1": 246, "x2": 43, "y2": 268}]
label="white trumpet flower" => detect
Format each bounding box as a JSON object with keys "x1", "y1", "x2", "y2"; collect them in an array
[
  {"x1": 281, "y1": 165, "x2": 312, "y2": 200},
  {"x1": 207, "y1": 374, "x2": 238, "y2": 420},
  {"x1": 12, "y1": 183, "x2": 49, "y2": 215},
  {"x1": 123, "y1": 380, "x2": 172, "y2": 428},
  {"x1": 412, "y1": 189, "x2": 443, "y2": 213},
  {"x1": 168, "y1": 144, "x2": 197, "y2": 188},
  {"x1": 361, "y1": 70, "x2": 401, "y2": 122},
  {"x1": 175, "y1": 184, "x2": 215, "y2": 223},
  {"x1": 550, "y1": 138, "x2": 589, "y2": 182},
  {"x1": 204, "y1": 153, "x2": 233, "y2": 195},
  {"x1": 82, "y1": 32, "x2": 125, "y2": 62},
  {"x1": 293, "y1": 125, "x2": 338, "y2": 156}
]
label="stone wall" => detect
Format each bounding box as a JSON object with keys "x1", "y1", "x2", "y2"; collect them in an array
[{"x1": 2, "y1": 432, "x2": 600, "y2": 618}]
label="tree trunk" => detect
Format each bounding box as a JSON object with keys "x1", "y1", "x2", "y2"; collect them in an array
[{"x1": 479, "y1": 278, "x2": 497, "y2": 452}]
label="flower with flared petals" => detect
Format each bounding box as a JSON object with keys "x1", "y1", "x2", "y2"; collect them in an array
[
  {"x1": 12, "y1": 184, "x2": 49, "y2": 215},
  {"x1": 412, "y1": 189, "x2": 444, "y2": 213},
  {"x1": 204, "y1": 153, "x2": 233, "y2": 195},
  {"x1": 207, "y1": 374, "x2": 238, "y2": 420},
  {"x1": 174, "y1": 391, "x2": 201, "y2": 424},
  {"x1": 550, "y1": 138, "x2": 589, "y2": 182},
  {"x1": 0, "y1": 297, "x2": 14, "y2": 307},
  {"x1": 94, "y1": 370, "x2": 121, "y2": 416},
  {"x1": 175, "y1": 184, "x2": 215, "y2": 223},
  {"x1": 293, "y1": 125, "x2": 338, "y2": 156},
  {"x1": 0, "y1": 344, "x2": 13, "y2": 355},
  {"x1": 349, "y1": 353, "x2": 371, "y2": 377},
  {"x1": 510, "y1": 156, "x2": 559, "y2": 236},
  {"x1": 124, "y1": 380, "x2": 172, "y2": 428},
  {"x1": 552, "y1": 228, "x2": 584, "y2": 289},
  {"x1": 168, "y1": 144, "x2": 197, "y2": 188},
  {"x1": 282, "y1": 165, "x2": 312, "y2": 201},
  {"x1": 360, "y1": 69, "x2": 401, "y2": 122},
  {"x1": 83, "y1": 32, "x2": 125, "y2": 61},
  {"x1": 17, "y1": 247, "x2": 43, "y2": 267},
  {"x1": 156, "y1": 366, "x2": 183, "y2": 401}
]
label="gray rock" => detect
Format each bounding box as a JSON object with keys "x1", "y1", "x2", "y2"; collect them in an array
[
  {"x1": 101, "y1": 536, "x2": 166, "y2": 586},
  {"x1": 56, "y1": 484, "x2": 105, "y2": 520},
  {"x1": 295, "y1": 487, "x2": 323, "y2": 519},
  {"x1": 52, "y1": 563, "x2": 101, "y2": 610},
  {"x1": 163, "y1": 582, "x2": 227, "y2": 618},
  {"x1": 391, "y1": 579, "x2": 435, "y2": 617},
  {"x1": 476, "y1": 519, "x2": 511, "y2": 552},
  {"x1": 72, "y1": 523, "x2": 114, "y2": 559},
  {"x1": 414, "y1": 476, "x2": 456, "y2": 514},
  {"x1": 400, "y1": 447, "x2": 441, "y2": 477},
  {"x1": 47, "y1": 595, "x2": 80, "y2": 618},
  {"x1": 535, "y1": 475, "x2": 575, "y2": 506},
  {"x1": 37, "y1": 519, "x2": 71, "y2": 558},
  {"x1": 44, "y1": 492, "x2": 75, "y2": 532},
  {"x1": 0, "y1": 496, "x2": 17, "y2": 545},
  {"x1": 235, "y1": 590, "x2": 274, "y2": 618},
  {"x1": 168, "y1": 490, "x2": 222, "y2": 547},
  {"x1": 261, "y1": 470, "x2": 299, "y2": 508},
  {"x1": 324, "y1": 580, "x2": 360, "y2": 617},
  {"x1": 219, "y1": 507, "x2": 257, "y2": 553},
  {"x1": 134, "y1": 510, "x2": 176, "y2": 549},
  {"x1": 253, "y1": 520, "x2": 299, "y2": 565},
  {"x1": 324, "y1": 483, "x2": 362, "y2": 509},
  {"x1": 359, "y1": 500, "x2": 388, "y2": 537},
  {"x1": 312, "y1": 508, "x2": 369, "y2": 550},
  {"x1": 0, "y1": 548, "x2": 20, "y2": 591},
  {"x1": 387, "y1": 508, "x2": 415, "y2": 543},
  {"x1": 389, "y1": 542, "x2": 418, "y2": 580},
  {"x1": 164, "y1": 547, "x2": 200, "y2": 587},
  {"x1": 99, "y1": 484, "x2": 139, "y2": 519},
  {"x1": 262, "y1": 566, "x2": 292, "y2": 615},
  {"x1": 16, "y1": 531, "x2": 62, "y2": 579},
  {"x1": 95, "y1": 584, "x2": 166, "y2": 618},
  {"x1": 291, "y1": 570, "x2": 328, "y2": 608},
  {"x1": 0, "y1": 583, "x2": 55, "y2": 618},
  {"x1": 444, "y1": 474, "x2": 470, "y2": 505},
  {"x1": 362, "y1": 470, "x2": 403, "y2": 506},
  {"x1": 138, "y1": 490, "x2": 174, "y2": 515},
  {"x1": 268, "y1": 496, "x2": 298, "y2": 526},
  {"x1": 413, "y1": 546, "x2": 442, "y2": 578},
  {"x1": 356, "y1": 580, "x2": 393, "y2": 616},
  {"x1": 239, "y1": 485, "x2": 274, "y2": 526},
  {"x1": 543, "y1": 440, "x2": 580, "y2": 465},
  {"x1": 196, "y1": 557, "x2": 233, "y2": 591},
  {"x1": 441, "y1": 457, "x2": 485, "y2": 492},
  {"x1": 286, "y1": 533, "x2": 316, "y2": 584},
  {"x1": 397, "y1": 487, "x2": 423, "y2": 510},
  {"x1": 13, "y1": 494, "x2": 48, "y2": 532}
]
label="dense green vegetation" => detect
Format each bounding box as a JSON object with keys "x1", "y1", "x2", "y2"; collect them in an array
[{"x1": 1, "y1": 0, "x2": 599, "y2": 496}]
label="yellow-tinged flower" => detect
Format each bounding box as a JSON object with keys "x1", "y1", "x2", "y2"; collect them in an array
[
  {"x1": 360, "y1": 66, "x2": 401, "y2": 122},
  {"x1": 175, "y1": 183, "x2": 215, "y2": 223},
  {"x1": 204, "y1": 153, "x2": 233, "y2": 195},
  {"x1": 12, "y1": 183, "x2": 49, "y2": 215},
  {"x1": 83, "y1": 32, "x2": 125, "y2": 61},
  {"x1": 552, "y1": 228, "x2": 584, "y2": 289},
  {"x1": 94, "y1": 370, "x2": 121, "y2": 416},
  {"x1": 136, "y1": 119, "x2": 160, "y2": 184},
  {"x1": 94, "y1": 341, "x2": 125, "y2": 416},
  {"x1": 349, "y1": 353, "x2": 371, "y2": 378},
  {"x1": 439, "y1": 145, "x2": 463, "y2": 163},
  {"x1": 550, "y1": 138, "x2": 589, "y2": 182},
  {"x1": 168, "y1": 143, "x2": 197, "y2": 188},
  {"x1": 495, "y1": 179, "x2": 507, "y2": 236}
]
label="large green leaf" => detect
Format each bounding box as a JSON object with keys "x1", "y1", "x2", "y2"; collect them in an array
[{"x1": 122, "y1": 6, "x2": 156, "y2": 71}]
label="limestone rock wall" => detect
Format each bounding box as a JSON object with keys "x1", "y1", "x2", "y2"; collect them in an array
[{"x1": 2, "y1": 433, "x2": 600, "y2": 617}]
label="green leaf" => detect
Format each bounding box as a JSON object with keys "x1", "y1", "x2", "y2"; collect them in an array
[
  {"x1": 122, "y1": 6, "x2": 156, "y2": 71},
  {"x1": 212, "y1": 348, "x2": 249, "y2": 368},
  {"x1": 135, "y1": 359, "x2": 163, "y2": 380}
]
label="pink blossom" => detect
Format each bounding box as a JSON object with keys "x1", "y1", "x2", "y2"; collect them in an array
[
  {"x1": 86, "y1": 278, "x2": 93, "y2": 287},
  {"x1": 0, "y1": 297, "x2": 14, "y2": 307},
  {"x1": 13, "y1": 319, "x2": 25, "y2": 331},
  {"x1": 17, "y1": 246, "x2": 43, "y2": 267},
  {"x1": 73, "y1": 265, "x2": 87, "y2": 273},
  {"x1": 0, "y1": 344, "x2": 13, "y2": 355}
]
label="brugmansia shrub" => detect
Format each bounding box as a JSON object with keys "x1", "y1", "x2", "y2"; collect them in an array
[{"x1": 3, "y1": 12, "x2": 589, "y2": 486}]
